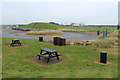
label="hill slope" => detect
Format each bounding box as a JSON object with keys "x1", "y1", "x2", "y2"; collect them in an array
[{"x1": 19, "y1": 22, "x2": 68, "y2": 29}]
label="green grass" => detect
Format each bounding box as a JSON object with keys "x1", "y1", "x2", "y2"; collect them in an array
[
  {"x1": 19, "y1": 22, "x2": 117, "y2": 33},
  {"x1": 2, "y1": 38, "x2": 118, "y2": 78}
]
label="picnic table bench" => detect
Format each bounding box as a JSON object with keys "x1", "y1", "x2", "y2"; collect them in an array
[
  {"x1": 36, "y1": 48, "x2": 61, "y2": 63},
  {"x1": 10, "y1": 39, "x2": 22, "y2": 47}
]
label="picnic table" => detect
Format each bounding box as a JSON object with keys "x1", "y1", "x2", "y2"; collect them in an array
[
  {"x1": 10, "y1": 39, "x2": 22, "y2": 47},
  {"x1": 37, "y1": 48, "x2": 61, "y2": 63}
]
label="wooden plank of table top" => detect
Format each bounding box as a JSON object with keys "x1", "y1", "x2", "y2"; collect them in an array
[{"x1": 42, "y1": 48, "x2": 57, "y2": 52}]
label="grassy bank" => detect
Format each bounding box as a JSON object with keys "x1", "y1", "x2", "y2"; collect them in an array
[
  {"x1": 19, "y1": 22, "x2": 117, "y2": 32},
  {"x1": 26, "y1": 31, "x2": 63, "y2": 35},
  {"x1": 2, "y1": 38, "x2": 118, "y2": 78}
]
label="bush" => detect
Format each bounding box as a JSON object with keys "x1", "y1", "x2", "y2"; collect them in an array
[
  {"x1": 109, "y1": 30, "x2": 118, "y2": 37},
  {"x1": 93, "y1": 37, "x2": 118, "y2": 48}
]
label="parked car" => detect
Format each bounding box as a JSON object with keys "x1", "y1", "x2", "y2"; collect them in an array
[
  {"x1": 12, "y1": 27, "x2": 19, "y2": 30},
  {"x1": 21, "y1": 28, "x2": 30, "y2": 31},
  {"x1": 12, "y1": 27, "x2": 17, "y2": 30},
  {"x1": 16, "y1": 28, "x2": 19, "y2": 30},
  {"x1": 19, "y1": 28, "x2": 23, "y2": 30}
]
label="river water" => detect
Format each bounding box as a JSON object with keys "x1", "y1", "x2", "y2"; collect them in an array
[{"x1": 2, "y1": 28, "x2": 99, "y2": 41}]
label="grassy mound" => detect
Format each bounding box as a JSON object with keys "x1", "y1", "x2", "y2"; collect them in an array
[
  {"x1": 19, "y1": 22, "x2": 117, "y2": 32},
  {"x1": 19, "y1": 22, "x2": 68, "y2": 29},
  {"x1": 26, "y1": 31, "x2": 63, "y2": 35}
]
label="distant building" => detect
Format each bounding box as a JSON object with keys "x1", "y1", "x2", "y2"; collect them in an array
[
  {"x1": 86, "y1": 25, "x2": 117, "y2": 27},
  {"x1": 49, "y1": 22, "x2": 59, "y2": 25},
  {"x1": 70, "y1": 23, "x2": 79, "y2": 27},
  {"x1": 70, "y1": 23, "x2": 85, "y2": 27}
]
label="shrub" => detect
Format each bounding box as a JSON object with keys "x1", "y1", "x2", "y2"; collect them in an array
[
  {"x1": 93, "y1": 37, "x2": 118, "y2": 48},
  {"x1": 109, "y1": 30, "x2": 119, "y2": 37}
]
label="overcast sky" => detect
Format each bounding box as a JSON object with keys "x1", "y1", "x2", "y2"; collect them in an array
[{"x1": 1, "y1": 0, "x2": 119, "y2": 25}]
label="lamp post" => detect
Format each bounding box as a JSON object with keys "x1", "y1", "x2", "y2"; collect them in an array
[{"x1": 117, "y1": 25, "x2": 120, "y2": 30}]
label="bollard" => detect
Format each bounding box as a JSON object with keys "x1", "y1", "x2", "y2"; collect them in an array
[
  {"x1": 54, "y1": 37, "x2": 61, "y2": 45},
  {"x1": 97, "y1": 30, "x2": 100, "y2": 35},
  {"x1": 39, "y1": 37, "x2": 43, "y2": 42},
  {"x1": 100, "y1": 51, "x2": 107, "y2": 64}
]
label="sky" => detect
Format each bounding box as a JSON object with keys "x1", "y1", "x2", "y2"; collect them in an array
[{"x1": 0, "y1": 0, "x2": 119, "y2": 25}]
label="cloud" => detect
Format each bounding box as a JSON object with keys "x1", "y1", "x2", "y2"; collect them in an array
[{"x1": 1, "y1": 0, "x2": 119, "y2": 3}]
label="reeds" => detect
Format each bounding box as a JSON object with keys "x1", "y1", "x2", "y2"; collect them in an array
[
  {"x1": 93, "y1": 30, "x2": 119, "y2": 48},
  {"x1": 109, "y1": 30, "x2": 118, "y2": 37},
  {"x1": 26, "y1": 31, "x2": 63, "y2": 35}
]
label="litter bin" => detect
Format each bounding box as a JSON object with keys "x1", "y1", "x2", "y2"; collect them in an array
[
  {"x1": 59, "y1": 38, "x2": 66, "y2": 46},
  {"x1": 54, "y1": 37, "x2": 61, "y2": 45},
  {"x1": 97, "y1": 30, "x2": 100, "y2": 35},
  {"x1": 39, "y1": 37, "x2": 43, "y2": 42},
  {"x1": 100, "y1": 51, "x2": 107, "y2": 64}
]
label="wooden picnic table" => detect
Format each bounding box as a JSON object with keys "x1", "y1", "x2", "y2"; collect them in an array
[
  {"x1": 10, "y1": 39, "x2": 22, "y2": 47},
  {"x1": 37, "y1": 48, "x2": 61, "y2": 63}
]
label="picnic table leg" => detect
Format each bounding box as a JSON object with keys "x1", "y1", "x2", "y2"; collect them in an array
[
  {"x1": 18, "y1": 43, "x2": 21, "y2": 46},
  {"x1": 55, "y1": 52, "x2": 59, "y2": 60},
  {"x1": 19, "y1": 43, "x2": 22, "y2": 46},
  {"x1": 47, "y1": 53, "x2": 51, "y2": 63},
  {"x1": 38, "y1": 50, "x2": 43, "y2": 60},
  {"x1": 47, "y1": 58, "x2": 49, "y2": 63},
  {"x1": 11, "y1": 44, "x2": 14, "y2": 47},
  {"x1": 38, "y1": 56, "x2": 40, "y2": 60},
  {"x1": 40, "y1": 49, "x2": 43, "y2": 54}
]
